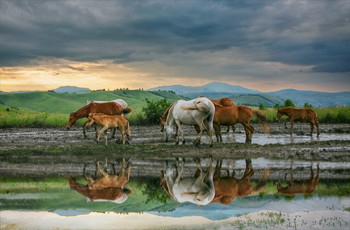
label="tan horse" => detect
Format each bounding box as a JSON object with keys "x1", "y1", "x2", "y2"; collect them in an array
[
  {"x1": 277, "y1": 163, "x2": 319, "y2": 196},
  {"x1": 212, "y1": 104, "x2": 269, "y2": 143},
  {"x1": 67, "y1": 158, "x2": 132, "y2": 203},
  {"x1": 66, "y1": 102, "x2": 132, "y2": 139},
  {"x1": 277, "y1": 107, "x2": 320, "y2": 137},
  {"x1": 87, "y1": 113, "x2": 130, "y2": 145}
]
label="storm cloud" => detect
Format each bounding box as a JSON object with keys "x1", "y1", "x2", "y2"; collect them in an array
[{"x1": 0, "y1": 0, "x2": 349, "y2": 91}]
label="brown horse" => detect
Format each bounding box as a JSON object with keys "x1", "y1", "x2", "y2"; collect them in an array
[
  {"x1": 67, "y1": 158, "x2": 132, "y2": 203},
  {"x1": 211, "y1": 104, "x2": 269, "y2": 143},
  {"x1": 277, "y1": 163, "x2": 319, "y2": 196},
  {"x1": 209, "y1": 159, "x2": 269, "y2": 205},
  {"x1": 277, "y1": 107, "x2": 319, "y2": 137},
  {"x1": 66, "y1": 102, "x2": 132, "y2": 139}
]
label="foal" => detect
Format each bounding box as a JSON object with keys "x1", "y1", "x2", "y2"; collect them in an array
[{"x1": 87, "y1": 113, "x2": 130, "y2": 145}]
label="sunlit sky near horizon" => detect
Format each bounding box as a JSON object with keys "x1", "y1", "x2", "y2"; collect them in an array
[{"x1": 0, "y1": 0, "x2": 349, "y2": 93}]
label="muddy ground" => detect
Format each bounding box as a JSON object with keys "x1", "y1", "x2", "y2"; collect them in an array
[{"x1": 0, "y1": 123, "x2": 350, "y2": 178}]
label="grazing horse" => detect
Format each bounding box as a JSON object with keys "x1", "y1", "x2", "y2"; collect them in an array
[
  {"x1": 208, "y1": 159, "x2": 269, "y2": 205},
  {"x1": 277, "y1": 163, "x2": 319, "y2": 196},
  {"x1": 67, "y1": 158, "x2": 132, "y2": 203},
  {"x1": 87, "y1": 99, "x2": 128, "y2": 110},
  {"x1": 164, "y1": 98, "x2": 215, "y2": 146},
  {"x1": 211, "y1": 104, "x2": 269, "y2": 143},
  {"x1": 66, "y1": 102, "x2": 132, "y2": 139},
  {"x1": 87, "y1": 113, "x2": 130, "y2": 145},
  {"x1": 276, "y1": 107, "x2": 320, "y2": 137},
  {"x1": 163, "y1": 158, "x2": 215, "y2": 206}
]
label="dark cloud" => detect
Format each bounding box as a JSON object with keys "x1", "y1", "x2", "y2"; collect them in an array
[{"x1": 0, "y1": 0, "x2": 349, "y2": 76}]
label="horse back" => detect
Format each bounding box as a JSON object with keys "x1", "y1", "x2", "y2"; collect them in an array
[{"x1": 89, "y1": 102, "x2": 123, "y2": 115}]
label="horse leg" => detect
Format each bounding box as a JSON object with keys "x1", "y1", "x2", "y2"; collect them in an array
[
  {"x1": 241, "y1": 121, "x2": 253, "y2": 143},
  {"x1": 309, "y1": 121, "x2": 314, "y2": 136},
  {"x1": 213, "y1": 123, "x2": 221, "y2": 143},
  {"x1": 104, "y1": 129, "x2": 108, "y2": 146},
  {"x1": 194, "y1": 120, "x2": 204, "y2": 146},
  {"x1": 174, "y1": 120, "x2": 183, "y2": 144},
  {"x1": 175, "y1": 158, "x2": 184, "y2": 184},
  {"x1": 290, "y1": 120, "x2": 294, "y2": 136},
  {"x1": 94, "y1": 123, "x2": 98, "y2": 139},
  {"x1": 111, "y1": 128, "x2": 116, "y2": 139},
  {"x1": 82, "y1": 120, "x2": 89, "y2": 139},
  {"x1": 97, "y1": 160, "x2": 108, "y2": 177},
  {"x1": 226, "y1": 126, "x2": 230, "y2": 133},
  {"x1": 97, "y1": 126, "x2": 107, "y2": 144}
]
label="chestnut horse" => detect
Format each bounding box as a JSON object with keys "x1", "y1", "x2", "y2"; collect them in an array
[
  {"x1": 277, "y1": 107, "x2": 320, "y2": 137},
  {"x1": 209, "y1": 159, "x2": 269, "y2": 205},
  {"x1": 206, "y1": 97, "x2": 236, "y2": 133},
  {"x1": 67, "y1": 158, "x2": 132, "y2": 203},
  {"x1": 66, "y1": 102, "x2": 132, "y2": 139},
  {"x1": 212, "y1": 104, "x2": 269, "y2": 143},
  {"x1": 277, "y1": 163, "x2": 319, "y2": 196},
  {"x1": 87, "y1": 113, "x2": 130, "y2": 145}
]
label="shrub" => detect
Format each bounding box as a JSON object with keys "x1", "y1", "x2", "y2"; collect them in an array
[{"x1": 141, "y1": 98, "x2": 171, "y2": 125}]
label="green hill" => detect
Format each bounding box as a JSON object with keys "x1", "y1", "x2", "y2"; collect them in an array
[{"x1": 0, "y1": 90, "x2": 183, "y2": 115}]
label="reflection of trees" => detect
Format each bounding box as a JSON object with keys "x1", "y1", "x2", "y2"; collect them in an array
[{"x1": 137, "y1": 177, "x2": 171, "y2": 204}]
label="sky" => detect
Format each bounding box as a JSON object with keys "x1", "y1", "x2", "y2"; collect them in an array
[{"x1": 0, "y1": 0, "x2": 349, "y2": 93}]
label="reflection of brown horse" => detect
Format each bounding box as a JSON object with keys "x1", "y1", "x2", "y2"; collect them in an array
[
  {"x1": 205, "y1": 159, "x2": 269, "y2": 205},
  {"x1": 277, "y1": 107, "x2": 320, "y2": 137},
  {"x1": 277, "y1": 163, "x2": 319, "y2": 196},
  {"x1": 161, "y1": 159, "x2": 269, "y2": 205},
  {"x1": 212, "y1": 104, "x2": 269, "y2": 143},
  {"x1": 67, "y1": 158, "x2": 132, "y2": 203},
  {"x1": 66, "y1": 102, "x2": 133, "y2": 139}
]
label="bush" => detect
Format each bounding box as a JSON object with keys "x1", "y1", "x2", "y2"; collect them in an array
[
  {"x1": 141, "y1": 98, "x2": 171, "y2": 125},
  {"x1": 283, "y1": 99, "x2": 295, "y2": 108}
]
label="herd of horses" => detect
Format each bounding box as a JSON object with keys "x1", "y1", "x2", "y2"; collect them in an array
[
  {"x1": 66, "y1": 97, "x2": 320, "y2": 146},
  {"x1": 68, "y1": 158, "x2": 319, "y2": 206}
]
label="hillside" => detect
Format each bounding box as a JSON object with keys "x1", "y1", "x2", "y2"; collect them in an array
[
  {"x1": 148, "y1": 82, "x2": 350, "y2": 107},
  {"x1": 0, "y1": 90, "x2": 183, "y2": 114}
]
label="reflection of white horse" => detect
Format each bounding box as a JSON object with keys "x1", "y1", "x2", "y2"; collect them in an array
[
  {"x1": 87, "y1": 99, "x2": 128, "y2": 110},
  {"x1": 164, "y1": 97, "x2": 214, "y2": 146},
  {"x1": 164, "y1": 158, "x2": 215, "y2": 206}
]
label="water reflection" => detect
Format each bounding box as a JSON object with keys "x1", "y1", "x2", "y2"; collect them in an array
[
  {"x1": 161, "y1": 157, "x2": 215, "y2": 206},
  {"x1": 160, "y1": 158, "x2": 270, "y2": 206},
  {"x1": 277, "y1": 161, "x2": 319, "y2": 196},
  {"x1": 67, "y1": 158, "x2": 132, "y2": 203}
]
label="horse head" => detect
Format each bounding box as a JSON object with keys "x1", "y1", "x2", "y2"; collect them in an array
[
  {"x1": 164, "y1": 124, "x2": 173, "y2": 142},
  {"x1": 66, "y1": 112, "x2": 78, "y2": 129},
  {"x1": 86, "y1": 113, "x2": 95, "y2": 126},
  {"x1": 160, "y1": 116, "x2": 166, "y2": 132}
]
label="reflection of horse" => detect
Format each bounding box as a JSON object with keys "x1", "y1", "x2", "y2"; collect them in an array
[
  {"x1": 163, "y1": 158, "x2": 215, "y2": 206},
  {"x1": 277, "y1": 107, "x2": 320, "y2": 137},
  {"x1": 164, "y1": 98, "x2": 215, "y2": 146},
  {"x1": 66, "y1": 102, "x2": 132, "y2": 139},
  {"x1": 87, "y1": 99, "x2": 128, "y2": 110},
  {"x1": 212, "y1": 104, "x2": 269, "y2": 143},
  {"x1": 67, "y1": 158, "x2": 132, "y2": 203},
  {"x1": 277, "y1": 163, "x2": 319, "y2": 196},
  {"x1": 87, "y1": 113, "x2": 130, "y2": 145},
  {"x1": 209, "y1": 159, "x2": 269, "y2": 205}
]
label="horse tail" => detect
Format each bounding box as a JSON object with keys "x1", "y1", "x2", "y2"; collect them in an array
[
  {"x1": 253, "y1": 169, "x2": 270, "y2": 193},
  {"x1": 126, "y1": 119, "x2": 131, "y2": 137},
  {"x1": 122, "y1": 108, "x2": 133, "y2": 115},
  {"x1": 314, "y1": 112, "x2": 319, "y2": 124},
  {"x1": 251, "y1": 109, "x2": 269, "y2": 133}
]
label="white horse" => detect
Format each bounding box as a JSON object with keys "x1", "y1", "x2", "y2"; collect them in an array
[
  {"x1": 164, "y1": 97, "x2": 215, "y2": 146},
  {"x1": 87, "y1": 99, "x2": 128, "y2": 110},
  {"x1": 164, "y1": 158, "x2": 215, "y2": 206}
]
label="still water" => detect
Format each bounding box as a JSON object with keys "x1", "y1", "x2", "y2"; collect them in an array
[{"x1": 1, "y1": 157, "x2": 349, "y2": 229}]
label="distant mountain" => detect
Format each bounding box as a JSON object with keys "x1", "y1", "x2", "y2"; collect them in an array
[
  {"x1": 148, "y1": 82, "x2": 350, "y2": 107},
  {"x1": 148, "y1": 82, "x2": 260, "y2": 98},
  {"x1": 52, "y1": 86, "x2": 91, "y2": 94}
]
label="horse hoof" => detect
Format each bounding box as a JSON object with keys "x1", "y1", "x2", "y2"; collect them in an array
[{"x1": 209, "y1": 144, "x2": 213, "y2": 148}]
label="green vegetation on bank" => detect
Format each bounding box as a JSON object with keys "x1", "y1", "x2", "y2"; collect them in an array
[{"x1": 1, "y1": 91, "x2": 350, "y2": 128}]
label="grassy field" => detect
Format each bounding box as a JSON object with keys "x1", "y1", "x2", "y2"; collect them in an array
[{"x1": 1, "y1": 89, "x2": 350, "y2": 128}]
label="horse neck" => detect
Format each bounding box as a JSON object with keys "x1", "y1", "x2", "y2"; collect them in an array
[{"x1": 75, "y1": 105, "x2": 90, "y2": 118}]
